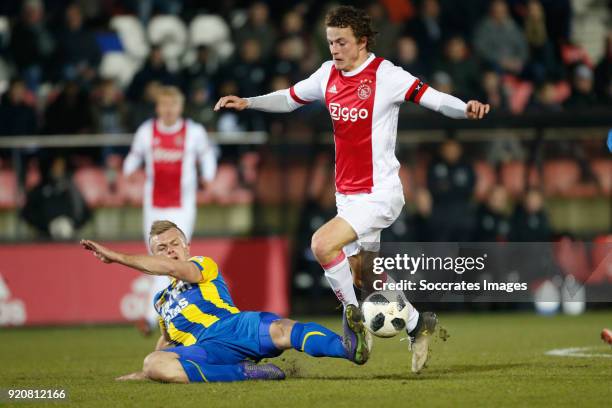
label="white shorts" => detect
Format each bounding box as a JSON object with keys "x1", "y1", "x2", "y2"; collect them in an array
[
  {"x1": 143, "y1": 205, "x2": 196, "y2": 249},
  {"x1": 336, "y1": 187, "x2": 404, "y2": 257}
]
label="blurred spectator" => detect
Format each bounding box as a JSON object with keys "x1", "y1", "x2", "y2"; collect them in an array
[
  {"x1": 434, "y1": 36, "x2": 480, "y2": 99},
  {"x1": 127, "y1": 0, "x2": 182, "y2": 24},
  {"x1": 474, "y1": 0, "x2": 528, "y2": 75},
  {"x1": 526, "y1": 81, "x2": 562, "y2": 112},
  {"x1": 9, "y1": 0, "x2": 55, "y2": 90},
  {"x1": 391, "y1": 35, "x2": 428, "y2": 80},
  {"x1": 293, "y1": 174, "x2": 337, "y2": 301},
  {"x1": 269, "y1": 75, "x2": 291, "y2": 92},
  {"x1": 411, "y1": 187, "x2": 435, "y2": 241},
  {"x1": 367, "y1": 2, "x2": 402, "y2": 57},
  {"x1": 427, "y1": 138, "x2": 476, "y2": 241},
  {"x1": 182, "y1": 45, "x2": 218, "y2": 93},
  {"x1": 379, "y1": 0, "x2": 416, "y2": 24},
  {"x1": 431, "y1": 71, "x2": 454, "y2": 95},
  {"x1": 439, "y1": 0, "x2": 490, "y2": 38},
  {"x1": 234, "y1": 2, "x2": 276, "y2": 60},
  {"x1": 53, "y1": 3, "x2": 100, "y2": 85},
  {"x1": 127, "y1": 46, "x2": 179, "y2": 102},
  {"x1": 522, "y1": 0, "x2": 560, "y2": 82},
  {"x1": 21, "y1": 156, "x2": 91, "y2": 240},
  {"x1": 129, "y1": 80, "x2": 161, "y2": 131},
  {"x1": 185, "y1": 80, "x2": 215, "y2": 129},
  {"x1": 474, "y1": 184, "x2": 512, "y2": 242},
  {"x1": 0, "y1": 79, "x2": 38, "y2": 135},
  {"x1": 477, "y1": 70, "x2": 510, "y2": 112},
  {"x1": 225, "y1": 39, "x2": 266, "y2": 95},
  {"x1": 564, "y1": 64, "x2": 597, "y2": 109},
  {"x1": 510, "y1": 188, "x2": 551, "y2": 241},
  {"x1": 539, "y1": 0, "x2": 572, "y2": 44},
  {"x1": 486, "y1": 135, "x2": 527, "y2": 169},
  {"x1": 407, "y1": 0, "x2": 444, "y2": 70},
  {"x1": 594, "y1": 31, "x2": 612, "y2": 105},
  {"x1": 92, "y1": 79, "x2": 128, "y2": 135},
  {"x1": 218, "y1": 38, "x2": 268, "y2": 131},
  {"x1": 267, "y1": 36, "x2": 304, "y2": 83},
  {"x1": 43, "y1": 81, "x2": 94, "y2": 134},
  {"x1": 281, "y1": 10, "x2": 306, "y2": 37}
]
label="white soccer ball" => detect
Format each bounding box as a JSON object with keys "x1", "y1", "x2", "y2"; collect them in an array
[{"x1": 362, "y1": 291, "x2": 409, "y2": 338}]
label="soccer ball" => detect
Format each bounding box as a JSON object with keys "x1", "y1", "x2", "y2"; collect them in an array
[{"x1": 362, "y1": 291, "x2": 409, "y2": 338}]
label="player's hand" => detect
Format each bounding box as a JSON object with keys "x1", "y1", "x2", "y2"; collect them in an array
[
  {"x1": 214, "y1": 95, "x2": 249, "y2": 112},
  {"x1": 466, "y1": 100, "x2": 490, "y2": 120},
  {"x1": 116, "y1": 371, "x2": 147, "y2": 381},
  {"x1": 80, "y1": 239, "x2": 119, "y2": 264}
]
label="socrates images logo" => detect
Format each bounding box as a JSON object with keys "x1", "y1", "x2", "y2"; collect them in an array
[{"x1": 0, "y1": 274, "x2": 26, "y2": 326}]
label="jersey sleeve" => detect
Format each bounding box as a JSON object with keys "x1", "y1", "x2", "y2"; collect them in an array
[
  {"x1": 188, "y1": 256, "x2": 220, "y2": 283},
  {"x1": 379, "y1": 60, "x2": 429, "y2": 105},
  {"x1": 289, "y1": 61, "x2": 333, "y2": 105},
  {"x1": 123, "y1": 123, "x2": 148, "y2": 175},
  {"x1": 193, "y1": 123, "x2": 218, "y2": 182}
]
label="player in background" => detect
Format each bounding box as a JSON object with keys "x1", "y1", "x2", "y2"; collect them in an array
[
  {"x1": 215, "y1": 6, "x2": 490, "y2": 373},
  {"x1": 602, "y1": 328, "x2": 612, "y2": 345},
  {"x1": 80, "y1": 220, "x2": 368, "y2": 384},
  {"x1": 124, "y1": 86, "x2": 218, "y2": 335}
]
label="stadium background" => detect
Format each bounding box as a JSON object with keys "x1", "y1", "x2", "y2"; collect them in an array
[{"x1": 0, "y1": 0, "x2": 610, "y2": 326}]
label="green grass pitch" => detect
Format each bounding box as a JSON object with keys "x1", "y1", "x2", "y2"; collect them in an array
[{"x1": 2, "y1": 312, "x2": 612, "y2": 407}]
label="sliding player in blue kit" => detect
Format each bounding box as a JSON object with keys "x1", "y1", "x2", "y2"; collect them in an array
[{"x1": 81, "y1": 220, "x2": 368, "y2": 383}]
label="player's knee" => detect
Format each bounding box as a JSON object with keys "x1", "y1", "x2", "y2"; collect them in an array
[
  {"x1": 143, "y1": 351, "x2": 170, "y2": 381},
  {"x1": 270, "y1": 319, "x2": 295, "y2": 349},
  {"x1": 311, "y1": 232, "x2": 332, "y2": 263}
]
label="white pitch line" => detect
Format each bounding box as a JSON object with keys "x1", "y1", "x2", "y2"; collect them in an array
[{"x1": 545, "y1": 347, "x2": 612, "y2": 358}]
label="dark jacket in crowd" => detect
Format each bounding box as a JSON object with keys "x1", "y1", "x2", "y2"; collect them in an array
[
  {"x1": 427, "y1": 158, "x2": 476, "y2": 241},
  {"x1": 509, "y1": 205, "x2": 551, "y2": 242},
  {"x1": 0, "y1": 94, "x2": 37, "y2": 135},
  {"x1": 473, "y1": 204, "x2": 512, "y2": 242},
  {"x1": 21, "y1": 161, "x2": 91, "y2": 238}
]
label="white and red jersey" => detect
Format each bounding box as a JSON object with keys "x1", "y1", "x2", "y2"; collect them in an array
[
  {"x1": 123, "y1": 118, "x2": 217, "y2": 209},
  {"x1": 288, "y1": 54, "x2": 429, "y2": 194}
]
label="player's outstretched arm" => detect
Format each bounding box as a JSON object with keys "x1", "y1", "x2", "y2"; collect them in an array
[
  {"x1": 215, "y1": 90, "x2": 300, "y2": 113},
  {"x1": 80, "y1": 239, "x2": 201, "y2": 283},
  {"x1": 418, "y1": 86, "x2": 490, "y2": 120}
]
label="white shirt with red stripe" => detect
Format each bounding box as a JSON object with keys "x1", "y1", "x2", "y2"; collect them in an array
[
  {"x1": 123, "y1": 118, "x2": 216, "y2": 209},
  {"x1": 287, "y1": 54, "x2": 432, "y2": 194}
]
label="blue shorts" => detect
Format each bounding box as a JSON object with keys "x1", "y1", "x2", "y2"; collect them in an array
[{"x1": 165, "y1": 311, "x2": 283, "y2": 365}]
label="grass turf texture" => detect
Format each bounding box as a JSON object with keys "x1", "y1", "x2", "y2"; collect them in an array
[{"x1": 2, "y1": 312, "x2": 612, "y2": 408}]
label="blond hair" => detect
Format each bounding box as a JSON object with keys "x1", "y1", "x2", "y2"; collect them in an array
[
  {"x1": 148, "y1": 220, "x2": 187, "y2": 246},
  {"x1": 156, "y1": 85, "x2": 185, "y2": 105}
]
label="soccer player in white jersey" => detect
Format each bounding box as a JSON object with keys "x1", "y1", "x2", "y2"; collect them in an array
[
  {"x1": 215, "y1": 6, "x2": 490, "y2": 372},
  {"x1": 124, "y1": 86, "x2": 218, "y2": 334}
]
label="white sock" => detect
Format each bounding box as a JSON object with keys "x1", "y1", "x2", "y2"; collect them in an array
[
  {"x1": 384, "y1": 274, "x2": 419, "y2": 333},
  {"x1": 322, "y1": 252, "x2": 359, "y2": 307}
]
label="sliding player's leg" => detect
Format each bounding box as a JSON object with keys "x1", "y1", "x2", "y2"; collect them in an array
[
  {"x1": 142, "y1": 347, "x2": 284, "y2": 383},
  {"x1": 267, "y1": 317, "x2": 367, "y2": 364}
]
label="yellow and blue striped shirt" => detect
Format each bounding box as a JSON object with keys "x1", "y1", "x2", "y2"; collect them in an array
[{"x1": 154, "y1": 256, "x2": 240, "y2": 346}]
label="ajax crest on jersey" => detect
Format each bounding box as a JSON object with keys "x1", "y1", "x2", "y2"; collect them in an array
[
  {"x1": 357, "y1": 79, "x2": 372, "y2": 100},
  {"x1": 362, "y1": 291, "x2": 409, "y2": 338}
]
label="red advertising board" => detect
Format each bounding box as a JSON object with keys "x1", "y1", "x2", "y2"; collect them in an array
[{"x1": 0, "y1": 237, "x2": 289, "y2": 326}]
